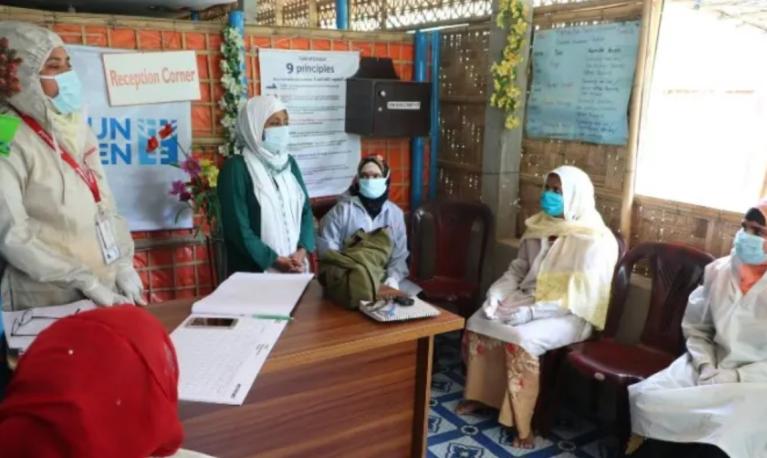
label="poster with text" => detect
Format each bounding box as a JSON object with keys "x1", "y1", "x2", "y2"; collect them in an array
[
  {"x1": 259, "y1": 49, "x2": 361, "y2": 197},
  {"x1": 67, "y1": 45, "x2": 193, "y2": 231},
  {"x1": 525, "y1": 21, "x2": 640, "y2": 145}
]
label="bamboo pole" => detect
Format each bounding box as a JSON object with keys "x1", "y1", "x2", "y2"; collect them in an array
[
  {"x1": 308, "y1": 0, "x2": 319, "y2": 28},
  {"x1": 274, "y1": 0, "x2": 285, "y2": 26},
  {"x1": 533, "y1": 0, "x2": 642, "y2": 16},
  {"x1": 619, "y1": 0, "x2": 661, "y2": 239}
]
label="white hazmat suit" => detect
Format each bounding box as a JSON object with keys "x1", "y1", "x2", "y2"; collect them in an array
[{"x1": 0, "y1": 22, "x2": 143, "y2": 309}]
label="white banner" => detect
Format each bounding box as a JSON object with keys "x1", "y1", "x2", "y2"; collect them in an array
[
  {"x1": 67, "y1": 45, "x2": 193, "y2": 231},
  {"x1": 259, "y1": 49, "x2": 361, "y2": 197},
  {"x1": 102, "y1": 50, "x2": 201, "y2": 106}
]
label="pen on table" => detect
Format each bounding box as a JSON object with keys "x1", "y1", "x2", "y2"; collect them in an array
[{"x1": 252, "y1": 314, "x2": 294, "y2": 321}]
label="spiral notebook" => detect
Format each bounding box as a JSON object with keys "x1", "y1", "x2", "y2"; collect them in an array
[{"x1": 360, "y1": 297, "x2": 441, "y2": 322}]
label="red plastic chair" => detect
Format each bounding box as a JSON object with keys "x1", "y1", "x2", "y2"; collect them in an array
[
  {"x1": 544, "y1": 242, "x2": 715, "y2": 448},
  {"x1": 532, "y1": 228, "x2": 627, "y2": 430},
  {"x1": 409, "y1": 200, "x2": 494, "y2": 318}
]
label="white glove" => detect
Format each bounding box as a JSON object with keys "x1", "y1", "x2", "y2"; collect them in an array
[
  {"x1": 482, "y1": 296, "x2": 501, "y2": 319},
  {"x1": 116, "y1": 267, "x2": 147, "y2": 306},
  {"x1": 697, "y1": 364, "x2": 717, "y2": 385},
  {"x1": 699, "y1": 367, "x2": 739, "y2": 385},
  {"x1": 82, "y1": 282, "x2": 133, "y2": 307},
  {"x1": 383, "y1": 276, "x2": 400, "y2": 290},
  {"x1": 504, "y1": 306, "x2": 534, "y2": 326}
]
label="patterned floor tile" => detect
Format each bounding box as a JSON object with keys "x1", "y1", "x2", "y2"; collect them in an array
[
  {"x1": 429, "y1": 332, "x2": 615, "y2": 458},
  {"x1": 430, "y1": 436, "x2": 501, "y2": 458},
  {"x1": 482, "y1": 425, "x2": 556, "y2": 456}
]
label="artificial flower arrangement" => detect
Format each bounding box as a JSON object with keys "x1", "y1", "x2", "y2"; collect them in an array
[
  {"x1": 217, "y1": 25, "x2": 246, "y2": 157},
  {"x1": 145, "y1": 124, "x2": 221, "y2": 236},
  {"x1": 489, "y1": 0, "x2": 530, "y2": 130}
]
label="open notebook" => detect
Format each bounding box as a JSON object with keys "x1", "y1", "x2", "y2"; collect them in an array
[
  {"x1": 192, "y1": 272, "x2": 313, "y2": 317},
  {"x1": 360, "y1": 297, "x2": 441, "y2": 322}
]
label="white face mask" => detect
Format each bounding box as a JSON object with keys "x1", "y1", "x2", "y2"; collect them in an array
[
  {"x1": 262, "y1": 125, "x2": 290, "y2": 155},
  {"x1": 359, "y1": 177, "x2": 387, "y2": 199}
]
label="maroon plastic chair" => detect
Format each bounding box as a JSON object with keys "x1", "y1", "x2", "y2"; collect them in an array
[
  {"x1": 409, "y1": 200, "x2": 494, "y2": 318},
  {"x1": 532, "y1": 228, "x2": 626, "y2": 431},
  {"x1": 544, "y1": 242, "x2": 715, "y2": 448}
]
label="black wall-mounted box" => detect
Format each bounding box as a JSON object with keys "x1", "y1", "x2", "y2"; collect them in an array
[{"x1": 345, "y1": 57, "x2": 431, "y2": 138}]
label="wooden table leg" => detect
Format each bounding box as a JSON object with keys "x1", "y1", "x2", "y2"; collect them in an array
[{"x1": 412, "y1": 335, "x2": 434, "y2": 458}]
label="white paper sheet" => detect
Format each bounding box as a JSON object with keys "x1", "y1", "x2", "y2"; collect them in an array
[
  {"x1": 171, "y1": 314, "x2": 287, "y2": 405},
  {"x1": 359, "y1": 297, "x2": 440, "y2": 323},
  {"x1": 192, "y1": 272, "x2": 313, "y2": 317},
  {"x1": 2, "y1": 300, "x2": 97, "y2": 352}
]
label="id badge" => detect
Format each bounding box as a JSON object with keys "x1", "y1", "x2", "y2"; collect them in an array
[{"x1": 95, "y1": 209, "x2": 121, "y2": 265}]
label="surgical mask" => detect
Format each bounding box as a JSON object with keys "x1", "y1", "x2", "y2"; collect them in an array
[
  {"x1": 540, "y1": 190, "x2": 564, "y2": 217},
  {"x1": 262, "y1": 125, "x2": 290, "y2": 155},
  {"x1": 359, "y1": 177, "x2": 387, "y2": 199},
  {"x1": 734, "y1": 229, "x2": 767, "y2": 265},
  {"x1": 40, "y1": 70, "x2": 82, "y2": 114}
]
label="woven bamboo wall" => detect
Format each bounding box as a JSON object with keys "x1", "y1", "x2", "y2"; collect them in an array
[
  {"x1": 632, "y1": 196, "x2": 743, "y2": 257},
  {"x1": 519, "y1": 0, "x2": 746, "y2": 258},
  {"x1": 254, "y1": 0, "x2": 492, "y2": 30},
  {"x1": 516, "y1": 0, "x2": 644, "y2": 237},
  {"x1": 438, "y1": 25, "x2": 491, "y2": 201}
]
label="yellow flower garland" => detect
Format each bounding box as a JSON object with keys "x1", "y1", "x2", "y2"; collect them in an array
[{"x1": 490, "y1": 0, "x2": 530, "y2": 129}]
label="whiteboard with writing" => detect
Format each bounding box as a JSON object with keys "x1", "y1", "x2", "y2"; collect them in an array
[{"x1": 525, "y1": 21, "x2": 640, "y2": 145}]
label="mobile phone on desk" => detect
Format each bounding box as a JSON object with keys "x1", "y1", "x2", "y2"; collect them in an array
[
  {"x1": 392, "y1": 296, "x2": 415, "y2": 306},
  {"x1": 185, "y1": 317, "x2": 238, "y2": 329}
]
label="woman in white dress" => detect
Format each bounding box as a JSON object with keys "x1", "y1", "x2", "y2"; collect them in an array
[
  {"x1": 458, "y1": 165, "x2": 618, "y2": 448},
  {"x1": 627, "y1": 199, "x2": 767, "y2": 458}
]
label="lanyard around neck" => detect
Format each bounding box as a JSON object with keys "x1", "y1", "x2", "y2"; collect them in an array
[{"x1": 12, "y1": 107, "x2": 101, "y2": 203}]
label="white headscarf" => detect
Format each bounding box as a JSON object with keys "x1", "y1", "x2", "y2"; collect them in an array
[
  {"x1": 236, "y1": 96, "x2": 307, "y2": 263},
  {"x1": 522, "y1": 165, "x2": 611, "y2": 239},
  {"x1": 524, "y1": 165, "x2": 618, "y2": 329},
  {"x1": 236, "y1": 96, "x2": 289, "y2": 172}
]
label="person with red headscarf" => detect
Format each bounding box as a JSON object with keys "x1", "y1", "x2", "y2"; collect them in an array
[
  {"x1": 627, "y1": 199, "x2": 767, "y2": 458},
  {"x1": 0, "y1": 306, "x2": 184, "y2": 458}
]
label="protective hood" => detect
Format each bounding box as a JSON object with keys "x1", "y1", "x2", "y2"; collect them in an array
[{"x1": 0, "y1": 21, "x2": 63, "y2": 123}]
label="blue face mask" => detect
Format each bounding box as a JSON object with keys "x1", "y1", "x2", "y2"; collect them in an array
[
  {"x1": 40, "y1": 70, "x2": 82, "y2": 114},
  {"x1": 262, "y1": 125, "x2": 290, "y2": 155},
  {"x1": 734, "y1": 229, "x2": 767, "y2": 265},
  {"x1": 540, "y1": 190, "x2": 565, "y2": 217},
  {"x1": 359, "y1": 177, "x2": 387, "y2": 199}
]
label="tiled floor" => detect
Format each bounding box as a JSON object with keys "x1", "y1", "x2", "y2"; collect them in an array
[{"x1": 429, "y1": 333, "x2": 619, "y2": 458}]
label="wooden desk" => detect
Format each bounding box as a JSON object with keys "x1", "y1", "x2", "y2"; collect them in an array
[{"x1": 150, "y1": 281, "x2": 464, "y2": 458}]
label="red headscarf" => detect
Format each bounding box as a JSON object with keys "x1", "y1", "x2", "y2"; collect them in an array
[
  {"x1": 0, "y1": 306, "x2": 183, "y2": 458},
  {"x1": 739, "y1": 199, "x2": 767, "y2": 294}
]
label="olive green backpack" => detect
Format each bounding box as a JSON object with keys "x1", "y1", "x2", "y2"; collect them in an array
[{"x1": 318, "y1": 228, "x2": 393, "y2": 309}]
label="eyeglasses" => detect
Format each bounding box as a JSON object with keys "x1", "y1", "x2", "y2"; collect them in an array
[
  {"x1": 10, "y1": 308, "x2": 82, "y2": 338},
  {"x1": 741, "y1": 220, "x2": 767, "y2": 237}
]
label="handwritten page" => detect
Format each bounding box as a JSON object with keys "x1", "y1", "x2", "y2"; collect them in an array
[
  {"x1": 171, "y1": 314, "x2": 287, "y2": 405},
  {"x1": 192, "y1": 272, "x2": 313, "y2": 317},
  {"x1": 525, "y1": 21, "x2": 640, "y2": 145},
  {"x1": 2, "y1": 300, "x2": 97, "y2": 352}
]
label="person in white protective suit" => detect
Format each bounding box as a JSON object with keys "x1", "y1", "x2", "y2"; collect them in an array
[
  {"x1": 626, "y1": 199, "x2": 767, "y2": 458},
  {"x1": 0, "y1": 22, "x2": 145, "y2": 311},
  {"x1": 458, "y1": 165, "x2": 618, "y2": 449},
  {"x1": 317, "y1": 155, "x2": 416, "y2": 294}
]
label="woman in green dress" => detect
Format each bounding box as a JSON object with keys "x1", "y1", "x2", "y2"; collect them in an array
[{"x1": 217, "y1": 96, "x2": 315, "y2": 275}]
